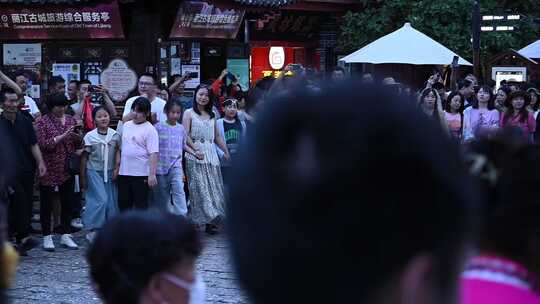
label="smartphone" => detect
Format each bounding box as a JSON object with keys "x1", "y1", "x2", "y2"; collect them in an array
[
  {"x1": 74, "y1": 125, "x2": 83, "y2": 133},
  {"x1": 451, "y1": 55, "x2": 459, "y2": 68},
  {"x1": 226, "y1": 72, "x2": 237, "y2": 82},
  {"x1": 88, "y1": 85, "x2": 96, "y2": 93}
]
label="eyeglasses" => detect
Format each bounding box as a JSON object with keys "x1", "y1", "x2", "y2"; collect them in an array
[{"x1": 138, "y1": 81, "x2": 154, "y2": 87}]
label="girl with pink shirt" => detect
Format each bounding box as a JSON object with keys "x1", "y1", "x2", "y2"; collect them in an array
[
  {"x1": 117, "y1": 97, "x2": 159, "y2": 211},
  {"x1": 445, "y1": 91, "x2": 465, "y2": 141},
  {"x1": 500, "y1": 91, "x2": 536, "y2": 143}
]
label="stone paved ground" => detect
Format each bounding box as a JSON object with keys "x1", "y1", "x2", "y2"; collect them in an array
[{"x1": 9, "y1": 232, "x2": 249, "y2": 304}]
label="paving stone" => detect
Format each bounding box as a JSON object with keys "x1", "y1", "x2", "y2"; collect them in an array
[{"x1": 10, "y1": 232, "x2": 249, "y2": 303}]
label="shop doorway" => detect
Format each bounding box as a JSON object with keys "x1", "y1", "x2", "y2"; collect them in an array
[{"x1": 201, "y1": 43, "x2": 226, "y2": 83}]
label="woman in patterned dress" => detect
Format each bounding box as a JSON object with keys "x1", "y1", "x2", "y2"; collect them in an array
[{"x1": 183, "y1": 85, "x2": 230, "y2": 234}]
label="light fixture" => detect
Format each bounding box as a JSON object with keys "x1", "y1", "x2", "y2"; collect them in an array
[
  {"x1": 494, "y1": 15, "x2": 504, "y2": 20},
  {"x1": 495, "y1": 26, "x2": 514, "y2": 31},
  {"x1": 507, "y1": 15, "x2": 520, "y2": 20},
  {"x1": 481, "y1": 26, "x2": 494, "y2": 31},
  {"x1": 482, "y1": 15, "x2": 494, "y2": 20}
]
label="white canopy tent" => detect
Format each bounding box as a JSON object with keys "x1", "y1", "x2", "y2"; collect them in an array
[
  {"x1": 339, "y1": 23, "x2": 472, "y2": 66},
  {"x1": 518, "y1": 39, "x2": 540, "y2": 59}
]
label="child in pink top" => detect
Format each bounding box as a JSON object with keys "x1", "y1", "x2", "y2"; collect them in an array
[{"x1": 117, "y1": 97, "x2": 159, "y2": 210}]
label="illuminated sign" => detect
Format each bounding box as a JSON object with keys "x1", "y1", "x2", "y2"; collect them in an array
[{"x1": 268, "y1": 46, "x2": 285, "y2": 70}]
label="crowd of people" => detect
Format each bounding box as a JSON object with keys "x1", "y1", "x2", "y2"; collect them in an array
[{"x1": 1, "y1": 63, "x2": 540, "y2": 304}]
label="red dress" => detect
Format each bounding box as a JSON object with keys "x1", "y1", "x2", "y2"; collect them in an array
[{"x1": 35, "y1": 114, "x2": 80, "y2": 187}]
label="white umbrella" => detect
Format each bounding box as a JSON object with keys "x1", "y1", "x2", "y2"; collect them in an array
[
  {"x1": 339, "y1": 23, "x2": 472, "y2": 66},
  {"x1": 518, "y1": 39, "x2": 540, "y2": 59}
]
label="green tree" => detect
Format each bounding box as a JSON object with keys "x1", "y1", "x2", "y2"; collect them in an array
[{"x1": 338, "y1": 0, "x2": 540, "y2": 63}]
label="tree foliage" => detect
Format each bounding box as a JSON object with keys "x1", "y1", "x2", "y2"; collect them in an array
[{"x1": 338, "y1": 0, "x2": 540, "y2": 62}]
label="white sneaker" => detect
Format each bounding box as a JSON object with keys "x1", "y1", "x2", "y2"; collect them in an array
[
  {"x1": 86, "y1": 231, "x2": 96, "y2": 243},
  {"x1": 60, "y1": 234, "x2": 78, "y2": 249},
  {"x1": 71, "y1": 218, "x2": 84, "y2": 229},
  {"x1": 43, "y1": 235, "x2": 55, "y2": 252}
]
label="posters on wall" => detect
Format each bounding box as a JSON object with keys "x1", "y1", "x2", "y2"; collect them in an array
[
  {"x1": 181, "y1": 64, "x2": 200, "y2": 89},
  {"x1": 171, "y1": 58, "x2": 182, "y2": 76},
  {"x1": 3, "y1": 43, "x2": 41, "y2": 65},
  {"x1": 100, "y1": 59, "x2": 137, "y2": 102},
  {"x1": 227, "y1": 59, "x2": 249, "y2": 91},
  {"x1": 52, "y1": 63, "x2": 80, "y2": 98},
  {"x1": 52, "y1": 63, "x2": 80, "y2": 83}
]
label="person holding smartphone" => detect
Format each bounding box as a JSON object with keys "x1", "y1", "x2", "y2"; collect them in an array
[
  {"x1": 35, "y1": 93, "x2": 83, "y2": 251},
  {"x1": 70, "y1": 79, "x2": 117, "y2": 123},
  {"x1": 211, "y1": 69, "x2": 242, "y2": 116}
]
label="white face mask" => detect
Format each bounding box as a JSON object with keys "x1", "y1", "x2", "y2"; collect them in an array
[{"x1": 163, "y1": 273, "x2": 206, "y2": 304}]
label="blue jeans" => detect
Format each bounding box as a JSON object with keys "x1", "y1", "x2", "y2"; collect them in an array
[
  {"x1": 83, "y1": 169, "x2": 118, "y2": 230},
  {"x1": 151, "y1": 168, "x2": 188, "y2": 216}
]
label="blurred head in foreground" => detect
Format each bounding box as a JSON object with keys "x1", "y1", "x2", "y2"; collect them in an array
[
  {"x1": 87, "y1": 211, "x2": 203, "y2": 304},
  {"x1": 228, "y1": 81, "x2": 478, "y2": 304}
]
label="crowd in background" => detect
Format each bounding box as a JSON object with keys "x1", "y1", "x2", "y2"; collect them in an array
[{"x1": 1, "y1": 63, "x2": 540, "y2": 304}]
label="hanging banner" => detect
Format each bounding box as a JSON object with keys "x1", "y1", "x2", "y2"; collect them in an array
[
  {"x1": 170, "y1": 1, "x2": 244, "y2": 39},
  {"x1": 0, "y1": 0, "x2": 124, "y2": 40}
]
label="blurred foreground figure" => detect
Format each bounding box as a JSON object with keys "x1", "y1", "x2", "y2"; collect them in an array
[
  {"x1": 461, "y1": 145, "x2": 540, "y2": 304},
  {"x1": 228, "y1": 82, "x2": 478, "y2": 304},
  {"x1": 87, "y1": 211, "x2": 204, "y2": 304}
]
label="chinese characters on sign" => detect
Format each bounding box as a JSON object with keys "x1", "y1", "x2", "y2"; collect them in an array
[
  {"x1": 7, "y1": 12, "x2": 111, "y2": 24},
  {"x1": 253, "y1": 13, "x2": 321, "y2": 41},
  {"x1": 170, "y1": 1, "x2": 245, "y2": 39},
  {"x1": 0, "y1": 0, "x2": 123, "y2": 39}
]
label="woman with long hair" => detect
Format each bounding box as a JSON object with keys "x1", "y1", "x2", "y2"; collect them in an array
[
  {"x1": 495, "y1": 86, "x2": 511, "y2": 113},
  {"x1": 463, "y1": 86, "x2": 500, "y2": 143},
  {"x1": 501, "y1": 91, "x2": 536, "y2": 143},
  {"x1": 182, "y1": 85, "x2": 229, "y2": 235},
  {"x1": 444, "y1": 91, "x2": 465, "y2": 141},
  {"x1": 417, "y1": 88, "x2": 449, "y2": 134},
  {"x1": 526, "y1": 87, "x2": 539, "y2": 119}
]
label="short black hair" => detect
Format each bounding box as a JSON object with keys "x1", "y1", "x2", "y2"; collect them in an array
[
  {"x1": 0, "y1": 87, "x2": 18, "y2": 103},
  {"x1": 458, "y1": 79, "x2": 473, "y2": 90},
  {"x1": 139, "y1": 73, "x2": 156, "y2": 84},
  {"x1": 91, "y1": 106, "x2": 110, "y2": 120},
  {"x1": 14, "y1": 71, "x2": 28, "y2": 79},
  {"x1": 228, "y1": 81, "x2": 477, "y2": 304},
  {"x1": 69, "y1": 80, "x2": 80, "y2": 87},
  {"x1": 169, "y1": 74, "x2": 182, "y2": 85},
  {"x1": 49, "y1": 76, "x2": 65, "y2": 88},
  {"x1": 79, "y1": 79, "x2": 92, "y2": 86},
  {"x1": 131, "y1": 96, "x2": 151, "y2": 114},
  {"x1": 163, "y1": 99, "x2": 182, "y2": 114},
  {"x1": 87, "y1": 211, "x2": 202, "y2": 304},
  {"x1": 46, "y1": 92, "x2": 69, "y2": 110}
]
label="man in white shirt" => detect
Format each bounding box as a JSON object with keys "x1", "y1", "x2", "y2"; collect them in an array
[
  {"x1": 14, "y1": 72, "x2": 40, "y2": 120},
  {"x1": 122, "y1": 73, "x2": 166, "y2": 125}
]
